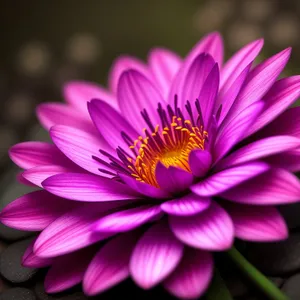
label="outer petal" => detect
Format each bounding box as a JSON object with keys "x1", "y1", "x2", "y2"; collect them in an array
[
  {"x1": 83, "y1": 231, "x2": 139, "y2": 295},
  {"x1": 22, "y1": 239, "x2": 53, "y2": 268},
  {"x1": 36, "y1": 102, "x2": 94, "y2": 132},
  {"x1": 224, "y1": 203, "x2": 288, "y2": 242},
  {"x1": 163, "y1": 249, "x2": 213, "y2": 300},
  {"x1": 88, "y1": 99, "x2": 138, "y2": 150},
  {"x1": 64, "y1": 81, "x2": 118, "y2": 113},
  {"x1": 216, "y1": 136, "x2": 300, "y2": 171},
  {"x1": 220, "y1": 39, "x2": 263, "y2": 89},
  {"x1": 155, "y1": 163, "x2": 194, "y2": 194},
  {"x1": 50, "y1": 125, "x2": 113, "y2": 175},
  {"x1": 227, "y1": 48, "x2": 291, "y2": 121},
  {"x1": 42, "y1": 173, "x2": 139, "y2": 202},
  {"x1": 118, "y1": 70, "x2": 165, "y2": 130},
  {"x1": 0, "y1": 190, "x2": 78, "y2": 231},
  {"x1": 246, "y1": 76, "x2": 300, "y2": 137},
  {"x1": 9, "y1": 142, "x2": 70, "y2": 170},
  {"x1": 33, "y1": 203, "x2": 126, "y2": 257},
  {"x1": 109, "y1": 55, "x2": 150, "y2": 94},
  {"x1": 189, "y1": 150, "x2": 212, "y2": 178},
  {"x1": 169, "y1": 201, "x2": 234, "y2": 251},
  {"x1": 45, "y1": 246, "x2": 97, "y2": 293},
  {"x1": 213, "y1": 101, "x2": 264, "y2": 161},
  {"x1": 191, "y1": 162, "x2": 269, "y2": 197},
  {"x1": 221, "y1": 168, "x2": 300, "y2": 205},
  {"x1": 119, "y1": 174, "x2": 171, "y2": 199},
  {"x1": 148, "y1": 48, "x2": 182, "y2": 98},
  {"x1": 93, "y1": 205, "x2": 163, "y2": 233},
  {"x1": 265, "y1": 149, "x2": 300, "y2": 172},
  {"x1": 161, "y1": 193, "x2": 211, "y2": 216},
  {"x1": 130, "y1": 221, "x2": 184, "y2": 289}
]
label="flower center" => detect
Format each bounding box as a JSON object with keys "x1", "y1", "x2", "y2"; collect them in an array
[{"x1": 128, "y1": 116, "x2": 208, "y2": 187}]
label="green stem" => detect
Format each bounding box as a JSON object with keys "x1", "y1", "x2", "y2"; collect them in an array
[{"x1": 227, "y1": 247, "x2": 288, "y2": 300}]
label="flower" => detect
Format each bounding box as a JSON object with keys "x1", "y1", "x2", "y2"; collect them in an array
[{"x1": 1, "y1": 32, "x2": 300, "y2": 299}]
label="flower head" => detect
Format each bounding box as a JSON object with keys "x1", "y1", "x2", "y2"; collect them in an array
[{"x1": 2, "y1": 32, "x2": 300, "y2": 299}]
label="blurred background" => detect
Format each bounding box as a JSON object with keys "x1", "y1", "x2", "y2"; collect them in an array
[{"x1": 1, "y1": 0, "x2": 300, "y2": 298}]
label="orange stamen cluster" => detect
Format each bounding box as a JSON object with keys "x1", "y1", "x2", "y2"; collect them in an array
[{"x1": 128, "y1": 116, "x2": 208, "y2": 187}]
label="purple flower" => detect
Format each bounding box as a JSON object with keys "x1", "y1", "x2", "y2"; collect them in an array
[{"x1": 2, "y1": 32, "x2": 300, "y2": 299}]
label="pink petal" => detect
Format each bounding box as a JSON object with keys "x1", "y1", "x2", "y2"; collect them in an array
[
  {"x1": 228, "y1": 48, "x2": 291, "y2": 121},
  {"x1": 45, "y1": 246, "x2": 97, "y2": 293},
  {"x1": 221, "y1": 168, "x2": 300, "y2": 205},
  {"x1": 109, "y1": 55, "x2": 150, "y2": 94},
  {"x1": 163, "y1": 248, "x2": 213, "y2": 299},
  {"x1": 93, "y1": 205, "x2": 163, "y2": 233},
  {"x1": 64, "y1": 81, "x2": 118, "y2": 114},
  {"x1": 189, "y1": 150, "x2": 212, "y2": 178},
  {"x1": 33, "y1": 203, "x2": 125, "y2": 257},
  {"x1": 224, "y1": 203, "x2": 288, "y2": 242},
  {"x1": 50, "y1": 125, "x2": 113, "y2": 175},
  {"x1": 119, "y1": 173, "x2": 171, "y2": 199},
  {"x1": 22, "y1": 239, "x2": 53, "y2": 268},
  {"x1": 169, "y1": 201, "x2": 234, "y2": 250},
  {"x1": 148, "y1": 48, "x2": 182, "y2": 98},
  {"x1": 83, "y1": 231, "x2": 139, "y2": 295},
  {"x1": 216, "y1": 136, "x2": 300, "y2": 171},
  {"x1": 9, "y1": 142, "x2": 69, "y2": 170},
  {"x1": 191, "y1": 162, "x2": 269, "y2": 197},
  {"x1": 161, "y1": 193, "x2": 211, "y2": 216},
  {"x1": 42, "y1": 173, "x2": 139, "y2": 202},
  {"x1": 155, "y1": 163, "x2": 194, "y2": 194},
  {"x1": 130, "y1": 221, "x2": 184, "y2": 289},
  {"x1": 36, "y1": 102, "x2": 94, "y2": 132},
  {"x1": 213, "y1": 101, "x2": 264, "y2": 161},
  {"x1": 0, "y1": 190, "x2": 78, "y2": 231},
  {"x1": 88, "y1": 99, "x2": 138, "y2": 150},
  {"x1": 117, "y1": 69, "x2": 165, "y2": 130},
  {"x1": 16, "y1": 172, "x2": 36, "y2": 187},
  {"x1": 246, "y1": 76, "x2": 300, "y2": 137},
  {"x1": 220, "y1": 39, "x2": 263, "y2": 89}
]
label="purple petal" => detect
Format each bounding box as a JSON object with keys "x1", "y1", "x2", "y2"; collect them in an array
[
  {"x1": 191, "y1": 162, "x2": 269, "y2": 197},
  {"x1": 168, "y1": 32, "x2": 223, "y2": 107},
  {"x1": 36, "y1": 102, "x2": 94, "y2": 132},
  {"x1": 169, "y1": 201, "x2": 234, "y2": 250},
  {"x1": 161, "y1": 193, "x2": 211, "y2": 216},
  {"x1": 109, "y1": 55, "x2": 150, "y2": 94},
  {"x1": 227, "y1": 48, "x2": 291, "y2": 121},
  {"x1": 216, "y1": 136, "x2": 300, "y2": 171},
  {"x1": 213, "y1": 101, "x2": 264, "y2": 161},
  {"x1": 50, "y1": 125, "x2": 113, "y2": 175},
  {"x1": 0, "y1": 190, "x2": 78, "y2": 231},
  {"x1": 22, "y1": 239, "x2": 53, "y2": 268},
  {"x1": 117, "y1": 69, "x2": 165, "y2": 130},
  {"x1": 88, "y1": 99, "x2": 138, "y2": 150},
  {"x1": 22, "y1": 165, "x2": 82, "y2": 188},
  {"x1": 220, "y1": 39, "x2": 263, "y2": 89},
  {"x1": 189, "y1": 150, "x2": 212, "y2": 178},
  {"x1": 246, "y1": 76, "x2": 300, "y2": 137},
  {"x1": 224, "y1": 203, "x2": 288, "y2": 242},
  {"x1": 9, "y1": 142, "x2": 69, "y2": 170},
  {"x1": 265, "y1": 149, "x2": 300, "y2": 172},
  {"x1": 83, "y1": 231, "x2": 139, "y2": 295},
  {"x1": 33, "y1": 203, "x2": 125, "y2": 257},
  {"x1": 42, "y1": 173, "x2": 139, "y2": 202},
  {"x1": 16, "y1": 172, "x2": 36, "y2": 187},
  {"x1": 119, "y1": 173, "x2": 171, "y2": 199},
  {"x1": 93, "y1": 205, "x2": 163, "y2": 233},
  {"x1": 148, "y1": 48, "x2": 182, "y2": 98},
  {"x1": 64, "y1": 81, "x2": 118, "y2": 114},
  {"x1": 163, "y1": 248, "x2": 213, "y2": 299},
  {"x1": 45, "y1": 246, "x2": 97, "y2": 293},
  {"x1": 221, "y1": 168, "x2": 300, "y2": 205},
  {"x1": 130, "y1": 221, "x2": 184, "y2": 289},
  {"x1": 155, "y1": 163, "x2": 194, "y2": 194}
]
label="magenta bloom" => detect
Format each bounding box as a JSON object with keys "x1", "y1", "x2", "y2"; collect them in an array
[{"x1": 2, "y1": 32, "x2": 300, "y2": 299}]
